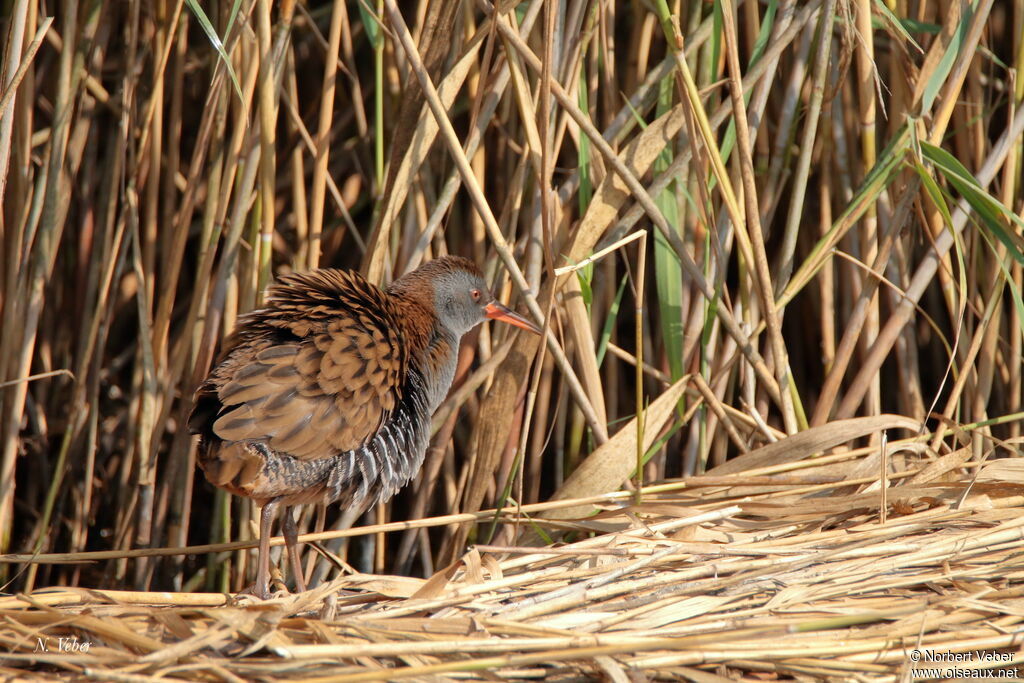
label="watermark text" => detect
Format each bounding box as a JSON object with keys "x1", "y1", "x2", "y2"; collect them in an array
[
  {"x1": 33, "y1": 635, "x2": 91, "y2": 654},
  {"x1": 908, "y1": 649, "x2": 1016, "y2": 679}
]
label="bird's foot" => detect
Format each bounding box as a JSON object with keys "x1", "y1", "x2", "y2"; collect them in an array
[
  {"x1": 232, "y1": 584, "x2": 273, "y2": 602},
  {"x1": 269, "y1": 568, "x2": 296, "y2": 597},
  {"x1": 232, "y1": 585, "x2": 295, "y2": 603},
  {"x1": 232, "y1": 566, "x2": 306, "y2": 602}
]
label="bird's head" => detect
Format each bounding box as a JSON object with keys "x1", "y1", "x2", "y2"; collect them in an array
[{"x1": 394, "y1": 256, "x2": 541, "y2": 338}]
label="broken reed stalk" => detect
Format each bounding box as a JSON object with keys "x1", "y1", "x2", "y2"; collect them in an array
[{"x1": 634, "y1": 228, "x2": 646, "y2": 504}]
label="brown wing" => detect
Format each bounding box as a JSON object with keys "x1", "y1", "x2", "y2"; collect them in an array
[{"x1": 193, "y1": 269, "x2": 408, "y2": 459}]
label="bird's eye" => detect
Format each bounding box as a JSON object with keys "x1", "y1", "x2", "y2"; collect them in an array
[{"x1": 470, "y1": 289, "x2": 482, "y2": 302}]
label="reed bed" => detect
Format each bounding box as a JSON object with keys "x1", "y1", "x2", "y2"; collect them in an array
[
  {"x1": 1, "y1": 0, "x2": 1023, "y2": 678},
  {"x1": 2, "y1": 419, "x2": 1024, "y2": 680}
]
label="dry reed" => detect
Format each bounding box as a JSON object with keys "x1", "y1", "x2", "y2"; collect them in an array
[{"x1": 0, "y1": 0, "x2": 1022, "y2": 678}]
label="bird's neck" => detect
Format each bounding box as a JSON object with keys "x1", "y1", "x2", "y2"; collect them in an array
[
  {"x1": 421, "y1": 327, "x2": 459, "y2": 410},
  {"x1": 390, "y1": 286, "x2": 437, "y2": 353},
  {"x1": 390, "y1": 291, "x2": 458, "y2": 411}
]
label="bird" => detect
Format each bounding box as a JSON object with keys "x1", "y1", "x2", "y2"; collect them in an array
[{"x1": 188, "y1": 256, "x2": 540, "y2": 599}]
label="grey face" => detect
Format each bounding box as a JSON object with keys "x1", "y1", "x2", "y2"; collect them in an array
[{"x1": 433, "y1": 270, "x2": 492, "y2": 337}]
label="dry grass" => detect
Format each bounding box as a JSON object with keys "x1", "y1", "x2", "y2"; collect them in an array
[
  {"x1": 2, "y1": 423, "x2": 1024, "y2": 679},
  {"x1": 1, "y1": 0, "x2": 1023, "y2": 678}
]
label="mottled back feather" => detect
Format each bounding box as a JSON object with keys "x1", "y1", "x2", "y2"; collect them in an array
[{"x1": 188, "y1": 269, "x2": 411, "y2": 458}]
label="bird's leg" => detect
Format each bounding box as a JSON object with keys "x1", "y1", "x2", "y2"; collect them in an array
[
  {"x1": 282, "y1": 506, "x2": 307, "y2": 593},
  {"x1": 303, "y1": 504, "x2": 326, "y2": 584},
  {"x1": 255, "y1": 498, "x2": 281, "y2": 600}
]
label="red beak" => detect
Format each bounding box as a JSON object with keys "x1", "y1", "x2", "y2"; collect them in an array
[{"x1": 484, "y1": 301, "x2": 542, "y2": 334}]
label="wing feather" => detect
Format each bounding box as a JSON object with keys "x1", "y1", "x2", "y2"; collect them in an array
[{"x1": 192, "y1": 269, "x2": 409, "y2": 459}]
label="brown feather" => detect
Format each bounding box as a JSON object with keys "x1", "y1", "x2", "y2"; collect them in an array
[{"x1": 194, "y1": 268, "x2": 421, "y2": 461}]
